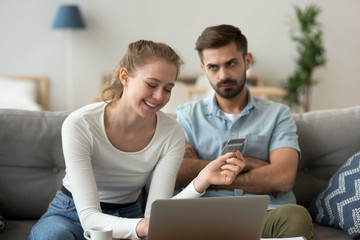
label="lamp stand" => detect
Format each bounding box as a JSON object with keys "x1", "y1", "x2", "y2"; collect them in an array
[{"x1": 65, "y1": 30, "x2": 73, "y2": 110}]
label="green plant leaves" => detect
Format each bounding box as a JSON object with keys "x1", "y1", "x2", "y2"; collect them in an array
[{"x1": 283, "y1": 4, "x2": 326, "y2": 112}]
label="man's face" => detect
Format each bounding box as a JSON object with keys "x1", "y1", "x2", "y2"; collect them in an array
[{"x1": 200, "y1": 42, "x2": 252, "y2": 99}]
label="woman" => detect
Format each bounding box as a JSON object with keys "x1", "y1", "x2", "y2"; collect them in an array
[{"x1": 29, "y1": 40, "x2": 242, "y2": 239}]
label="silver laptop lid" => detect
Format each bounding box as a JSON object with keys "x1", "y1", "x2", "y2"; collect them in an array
[{"x1": 147, "y1": 195, "x2": 270, "y2": 240}]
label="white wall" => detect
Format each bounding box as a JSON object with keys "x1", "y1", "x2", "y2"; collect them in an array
[{"x1": 1, "y1": 0, "x2": 359, "y2": 111}]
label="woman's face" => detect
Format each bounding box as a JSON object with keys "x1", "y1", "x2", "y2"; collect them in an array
[{"x1": 123, "y1": 57, "x2": 177, "y2": 118}]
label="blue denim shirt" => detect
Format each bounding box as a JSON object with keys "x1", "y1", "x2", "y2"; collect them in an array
[{"x1": 176, "y1": 90, "x2": 300, "y2": 210}]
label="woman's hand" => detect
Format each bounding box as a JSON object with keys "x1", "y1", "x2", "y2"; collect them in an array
[
  {"x1": 193, "y1": 151, "x2": 244, "y2": 193},
  {"x1": 136, "y1": 218, "x2": 149, "y2": 238}
]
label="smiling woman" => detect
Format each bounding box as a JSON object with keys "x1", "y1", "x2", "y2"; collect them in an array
[{"x1": 29, "y1": 39, "x2": 244, "y2": 240}]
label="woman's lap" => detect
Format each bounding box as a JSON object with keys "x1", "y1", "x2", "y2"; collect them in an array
[{"x1": 29, "y1": 190, "x2": 143, "y2": 240}]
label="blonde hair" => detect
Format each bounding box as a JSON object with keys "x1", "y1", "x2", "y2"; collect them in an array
[{"x1": 101, "y1": 40, "x2": 183, "y2": 101}]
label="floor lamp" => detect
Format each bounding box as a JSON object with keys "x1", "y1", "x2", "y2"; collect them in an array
[{"x1": 52, "y1": 5, "x2": 86, "y2": 110}]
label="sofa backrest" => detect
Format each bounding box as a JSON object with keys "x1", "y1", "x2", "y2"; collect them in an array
[
  {"x1": 292, "y1": 106, "x2": 360, "y2": 207},
  {"x1": 1, "y1": 106, "x2": 360, "y2": 218},
  {"x1": 0, "y1": 109, "x2": 69, "y2": 219}
]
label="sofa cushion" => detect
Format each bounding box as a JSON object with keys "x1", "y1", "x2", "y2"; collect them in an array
[
  {"x1": 0, "y1": 109, "x2": 70, "y2": 219},
  {"x1": 308, "y1": 150, "x2": 360, "y2": 239},
  {"x1": 0, "y1": 219, "x2": 37, "y2": 240},
  {"x1": 0, "y1": 214, "x2": 8, "y2": 230},
  {"x1": 313, "y1": 223, "x2": 353, "y2": 240},
  {"x1": 292, "y1": 106, "x2": 360, "y2": 207}
]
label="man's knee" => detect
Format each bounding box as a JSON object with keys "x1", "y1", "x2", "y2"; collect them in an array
[
  {"x1": 264, "y1": 204, "x2": 313, "y2": 239},
  {"x1": 275, "y1": 204, "x2": 312, "y2": 225}
]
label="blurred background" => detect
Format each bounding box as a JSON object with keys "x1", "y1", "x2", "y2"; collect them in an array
[{"x1": 1, "y1": 0, "x2": 359, "y2": 112}]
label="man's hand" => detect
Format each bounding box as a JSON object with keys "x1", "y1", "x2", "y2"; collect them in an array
[{"x1": 184, "y1": 142, "x2": 199, "y2": 159}]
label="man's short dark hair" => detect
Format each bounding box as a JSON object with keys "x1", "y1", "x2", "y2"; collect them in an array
[{"x1": 195, "y1": 24, "x2": 248, "y2": 63}]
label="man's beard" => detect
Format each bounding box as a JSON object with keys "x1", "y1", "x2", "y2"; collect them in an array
[{"x1": 210, "y1": 70, "x2": 247, "y2": 99}]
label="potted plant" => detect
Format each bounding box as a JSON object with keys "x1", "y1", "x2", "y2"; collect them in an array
[{"x1": 283, "y1": 4, "x2": 326, "y2": 112}]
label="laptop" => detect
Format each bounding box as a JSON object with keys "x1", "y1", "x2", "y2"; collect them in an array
[{"x1": 147, "y1": 195, "x2": 270, "y2": 240}]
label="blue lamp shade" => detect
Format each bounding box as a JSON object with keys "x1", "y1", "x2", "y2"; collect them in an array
[{"x1": 52, "y1": 5, "x2": 86, "y2": 29}]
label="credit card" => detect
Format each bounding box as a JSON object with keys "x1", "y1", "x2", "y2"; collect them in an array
[{"x1": 221, "y1": 138, "x2": 246, "y2": 155}]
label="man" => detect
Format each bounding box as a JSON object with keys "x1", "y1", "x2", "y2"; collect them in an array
[{"x1": 175, "y1": 24, "x2": 313, "y2": 239}]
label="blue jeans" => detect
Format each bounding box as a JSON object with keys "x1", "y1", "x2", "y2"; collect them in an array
[{"x1": 28, "y1": 190, "x2": 143, "y2": 240}]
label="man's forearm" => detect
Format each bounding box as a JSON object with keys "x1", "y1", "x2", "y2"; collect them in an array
[
  {"x1": 175, "y1": 158, "x2": 209, "y2": 189},
  {"x1": 176, "y1": 156, "x2": 267, "y2": 190},
  {"x1": 210, "y1": 168, "x2": 273, "y2": 193},
  {"x1": 177, "y1": 160, "x2": 280, "y2": 194},
  {"x1": 176, "y1": 148, "x2": 298, "y2": 194},
  {"x1": 210, "y1": 151, "x2": 298, "y2": 194}
]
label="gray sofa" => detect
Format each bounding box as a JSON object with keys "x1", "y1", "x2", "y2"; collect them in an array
[{"x1": 1, "y1": 106, "x2": 360, "y2": 240}]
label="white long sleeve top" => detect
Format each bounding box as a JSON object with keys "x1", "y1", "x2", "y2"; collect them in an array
[{"x1": 61, "y1": 102, "x2": 202, "y2": 239}]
